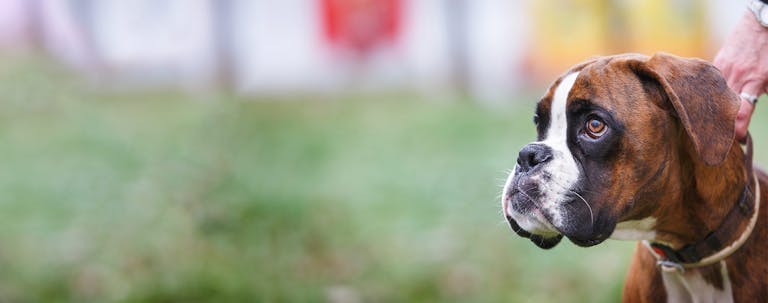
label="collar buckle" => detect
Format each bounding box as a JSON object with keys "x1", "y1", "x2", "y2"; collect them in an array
[{"x1": 656, "y1": 260, "x2": 685, "y2": 273}]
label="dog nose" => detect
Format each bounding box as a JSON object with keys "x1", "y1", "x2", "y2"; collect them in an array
[{"x1": 517, "y1": 144, "x2": 553, "y2": 172}]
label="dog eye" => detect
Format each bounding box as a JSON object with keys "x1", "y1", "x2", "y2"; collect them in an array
[
  {"x1": 585, "y1": 117, "x2": 607, "y2": 139},
  {"x1": 533, "y1": 114, "x2": 540, "y2": 125}
]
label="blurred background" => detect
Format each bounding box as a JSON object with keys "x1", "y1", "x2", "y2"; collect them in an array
[{"x1": 0, "y1": 0, "x2": 765, "y2": 302}]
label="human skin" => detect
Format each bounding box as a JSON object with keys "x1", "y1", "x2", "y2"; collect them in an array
[{"x1": 713, "y1": 11, "x2": 768, "y2": 141}]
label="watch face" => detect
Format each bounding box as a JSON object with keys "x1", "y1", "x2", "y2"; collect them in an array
[{"x1": 761, "y1": 7, "x2": 768, "y2": 26}]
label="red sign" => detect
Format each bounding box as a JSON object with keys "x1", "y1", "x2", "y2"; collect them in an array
[{"x1": 320, "y1": 0, "x2": 402, "y2": 56}]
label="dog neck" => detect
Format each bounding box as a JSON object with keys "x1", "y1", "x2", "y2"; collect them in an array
[{"x1": 650, "y1": 136, "x2": 751, "y2": 252}]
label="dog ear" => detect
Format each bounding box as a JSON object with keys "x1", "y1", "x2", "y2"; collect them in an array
[{"x1": 631, "y1": 52, "x2": 740, "y2": 166}]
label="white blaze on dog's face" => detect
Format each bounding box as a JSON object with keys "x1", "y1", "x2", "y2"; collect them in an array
[
  {"x1": 503, "y1": 73, "x2": 581, "y2": 231},
  {"x1": 501, "y1": 72, "x2": 584, "y2": 248},
  {"x1": 537, "y1": 72, "x2": 582, "y2": 226}
]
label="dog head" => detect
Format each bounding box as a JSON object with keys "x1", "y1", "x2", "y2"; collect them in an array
[{"x1": 501, "y1": 53, "x2": 740, "y2": 248}]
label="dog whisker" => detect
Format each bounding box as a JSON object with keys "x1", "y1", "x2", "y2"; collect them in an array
[
  {"x1": 570, "y1": 190, "x2": 594, "y2": 226},
  {"x1": 516, "y1": 183, "x2": 535, "y2": 203}
]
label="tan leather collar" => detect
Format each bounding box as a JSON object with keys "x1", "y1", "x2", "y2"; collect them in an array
[{"x1": 643, "y1": 133, "x2": 760, "y2": 272}]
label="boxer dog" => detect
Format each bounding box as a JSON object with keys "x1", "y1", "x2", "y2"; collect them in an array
[{"x1": 501, "y1": 53, "x2": 766, "y2": 302}]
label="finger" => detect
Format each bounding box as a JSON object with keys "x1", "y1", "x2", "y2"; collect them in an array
[
  {"x1": 724, "y1": 61, "x2": 758, "y2": 93},
  {"x1": 735, "y1": 81, "x2": 761, "y2": 141},
  {"x1": 713, "y1": 52, "x2": 728, "y2": 72},
  {"x1": 741, "y1": 80, "x2": 763, "y2": 102},
  {"x1": 726, "y1": 69, "x2": 744, "y2": 93},
  {"x1": 714, "y1": 55, "x2": 734, "y2": 85}
]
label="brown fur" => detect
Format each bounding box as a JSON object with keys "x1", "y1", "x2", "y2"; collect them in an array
[
  {"x1": 541, "y1": 53, "x2": 765, "y2": 301},
  {"x1": 622, "y1": 171, "x2": 768, "y2": 302},
  {"x1": 611, "y1": 54, "x2": 762, "y2": 301}
]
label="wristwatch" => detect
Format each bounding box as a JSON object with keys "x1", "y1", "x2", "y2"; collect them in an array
[{"x1": 749, "y1": 0, "x2": 768, "y2": 27}]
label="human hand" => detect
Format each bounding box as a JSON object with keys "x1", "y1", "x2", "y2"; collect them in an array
[{"x1": 713, "y1": 11, "x2": 768, "y2": 141}]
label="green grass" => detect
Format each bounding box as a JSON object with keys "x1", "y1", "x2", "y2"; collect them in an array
[{"x1": 0, "y1": 56, "x2": 766, "y2": 302}]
